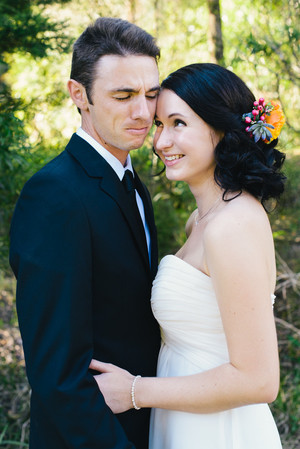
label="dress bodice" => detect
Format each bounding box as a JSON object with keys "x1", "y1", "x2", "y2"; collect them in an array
[{"x1": 151, "y1": 255, "x2": 229, "y2": 370}]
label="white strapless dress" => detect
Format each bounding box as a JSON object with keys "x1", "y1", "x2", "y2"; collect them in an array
[{"x1": 149, "y1": 255, "x2": 282, "y2": 449}]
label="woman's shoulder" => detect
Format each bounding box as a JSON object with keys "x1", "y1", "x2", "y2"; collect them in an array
[{"x1": 205, "y1": 192, "x2": 271, "y2": 244}]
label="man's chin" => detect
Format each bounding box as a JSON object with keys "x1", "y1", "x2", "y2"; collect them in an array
[{"x1": 126, "y1": 136, "x2": 149, "y2": 151}]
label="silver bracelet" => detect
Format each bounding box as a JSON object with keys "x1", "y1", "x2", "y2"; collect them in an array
[{"x1": 131, "y1": 375, "x2": 141, "y2": 410}]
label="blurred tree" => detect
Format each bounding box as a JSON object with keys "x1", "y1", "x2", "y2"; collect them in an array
[
  {"x1": 0, "y1": 0, "x2": 72, "y2": 270},
  {"x1": 0, "y1": 0, "x2": 71, "y2": 60},
  {"x1": 224, "y1": 0, "x2": 300, "y2": 148},
  {"x1": 207, "y1": 0, "x2": 225, "y2": 65},
  {"x1": 129, "y1": 0, "x2": 137, "y2": 22}
]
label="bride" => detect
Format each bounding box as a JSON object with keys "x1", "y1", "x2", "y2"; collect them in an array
[{"x1": 89, "y1": 63, "x2": 285, "y2": 448}]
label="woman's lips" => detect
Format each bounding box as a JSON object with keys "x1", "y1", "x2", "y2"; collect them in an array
[{"x1": 164, "y1": 154, "x2": 184, "y2": 166}]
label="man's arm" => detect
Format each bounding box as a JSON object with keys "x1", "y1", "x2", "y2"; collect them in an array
[{"x1": 10, "y1": 171, "x2": 134, "y2": 449}]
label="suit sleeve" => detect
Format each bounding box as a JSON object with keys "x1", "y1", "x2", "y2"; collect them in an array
[{"x1": 9, "y1": 172, "x2": 135, "y2": 449}]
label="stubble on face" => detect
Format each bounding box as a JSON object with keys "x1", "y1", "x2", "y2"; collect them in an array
[{"x1": 81, "y1": 54, "x2": 160, "y2": 164}]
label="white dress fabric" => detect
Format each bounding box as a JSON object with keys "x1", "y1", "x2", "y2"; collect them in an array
[{"x1": 149, "y1": 255, "x2": 282, "y2": 449}]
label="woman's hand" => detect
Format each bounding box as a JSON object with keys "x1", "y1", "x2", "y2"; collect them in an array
[{"x1": 89, "y1": 359, "x2": 135, "y2": 414}]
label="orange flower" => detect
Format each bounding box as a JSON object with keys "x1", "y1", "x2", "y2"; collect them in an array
[{"x1": 264, "y1": 101, "x2": 285, "y2": 142}]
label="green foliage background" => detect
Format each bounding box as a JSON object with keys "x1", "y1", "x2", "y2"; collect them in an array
[{"x1": 0, "y1": 0, "x2": 299, "y2": 447}]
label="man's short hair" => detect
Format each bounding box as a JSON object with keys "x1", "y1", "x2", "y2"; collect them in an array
[{"x1": 70, "y1": 17, "x2": 160, "y2": 103}]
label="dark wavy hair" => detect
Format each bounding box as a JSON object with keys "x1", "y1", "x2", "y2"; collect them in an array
[{"x1": 159, "y1": 63, "x2": 286, "y2": 205}]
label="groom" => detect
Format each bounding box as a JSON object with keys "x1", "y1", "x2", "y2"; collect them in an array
[{"x1": 9, "y1": 17, "x2": 161, "y2": 449}]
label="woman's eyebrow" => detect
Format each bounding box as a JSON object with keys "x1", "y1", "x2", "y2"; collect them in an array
[{"x1": 168, "y1": 113, "x2": 186, "y2": 118}]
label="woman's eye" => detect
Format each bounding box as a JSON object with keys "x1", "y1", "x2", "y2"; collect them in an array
[
  {"x1": 154, "y1": 119, "x2": 163, "y2": 127},
  {"x1": 174, "y1": 119, "x2": 186, "y2": 127}
]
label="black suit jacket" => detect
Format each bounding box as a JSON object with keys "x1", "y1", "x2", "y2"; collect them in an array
[{"x1": 9, "y1": 134, "x2": 161, "y2": 449}]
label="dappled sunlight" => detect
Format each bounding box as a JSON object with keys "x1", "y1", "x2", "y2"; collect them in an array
[{"x1": 1, "y1": 0, "x2": 299, "y2": 447}]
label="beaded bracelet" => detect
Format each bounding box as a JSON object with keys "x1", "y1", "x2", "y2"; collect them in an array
[{"x1": 131, "y1": 375, "x2": 141, "y2": 410}]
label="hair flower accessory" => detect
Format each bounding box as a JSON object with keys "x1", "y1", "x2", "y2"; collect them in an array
[{"x1": 242, "y1": 98, "x2": 285, "y2": 143}]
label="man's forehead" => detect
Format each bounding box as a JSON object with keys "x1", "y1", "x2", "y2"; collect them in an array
[{"x1": 95, "y1": 54, "x2": 159, "y2": 89}]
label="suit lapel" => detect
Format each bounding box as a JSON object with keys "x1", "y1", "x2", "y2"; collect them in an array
[
  {"x1": 99, "y1": 174, "x2": 149, "y2": 270},
  {"x1": 66, "y1": 134, "x2": 150, "y2": 272}
]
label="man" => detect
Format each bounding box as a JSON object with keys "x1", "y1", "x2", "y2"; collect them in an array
[{"x1": 9, "y1": 17, "x2": 161, "y2": 449}]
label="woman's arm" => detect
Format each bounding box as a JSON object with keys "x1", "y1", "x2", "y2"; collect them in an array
[{"x1": 91, "y1": 202, "x2": 280, "y2": 414}]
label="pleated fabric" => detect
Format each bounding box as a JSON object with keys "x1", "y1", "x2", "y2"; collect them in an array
[{"x1": 149, "y1": 255, "x2": 282, "y2": 449}]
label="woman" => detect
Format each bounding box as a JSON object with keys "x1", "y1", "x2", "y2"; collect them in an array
[{"x1": 90, "y1": 63, "x2": 285, "y2": 448}]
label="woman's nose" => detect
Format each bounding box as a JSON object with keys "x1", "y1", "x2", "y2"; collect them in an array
[{"x1": 154, "y1": 128, "x2": 173, "y2": 151}]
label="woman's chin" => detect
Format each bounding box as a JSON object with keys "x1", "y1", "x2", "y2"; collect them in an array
[{"x1": 165, "y1": 169, "x2": 184, "y2": 182}]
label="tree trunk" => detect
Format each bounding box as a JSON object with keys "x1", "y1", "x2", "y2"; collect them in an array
[
  {"x1": 153, "y1": 0, "x2": 161, "y2": 39},
  {"x1": 129, "y1": 0, "x2": 136, "y2": 22},
  {"x1": 206, "y1": 0, "x2": 225, "y2": 66}
]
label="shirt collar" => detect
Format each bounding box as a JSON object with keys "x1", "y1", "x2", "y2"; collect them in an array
[{"x1": 76, "y1": 127, "x2": 133, "y2": 181}]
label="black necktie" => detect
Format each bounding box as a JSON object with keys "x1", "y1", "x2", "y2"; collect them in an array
[
  {"x1": 122, "y1": 170, "x2": 137, "y2": 199},
  {"x1": 122, "y1": 170, "x2": 147, "y2": 243}
]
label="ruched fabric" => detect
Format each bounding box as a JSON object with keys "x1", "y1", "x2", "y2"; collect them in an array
[{"x1": 149, "y1": 255, "x2": 282, "y2": 449}]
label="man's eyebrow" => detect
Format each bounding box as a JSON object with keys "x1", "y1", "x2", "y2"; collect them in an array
[
  {"x1": 148, "y1": 85, "x2": 161, "y2": 92},
  {"x1": 109, "y1": 85, "x2": 160, "y2": 93}
]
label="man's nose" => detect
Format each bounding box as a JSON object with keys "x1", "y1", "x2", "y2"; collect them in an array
[{"x1": 131, "y1": 96, "x2": 152, "y2": 121}]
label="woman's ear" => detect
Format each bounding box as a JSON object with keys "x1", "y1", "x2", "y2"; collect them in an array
[{"x1": 67, "y1": 79, "x2": 89, "y2": 112}]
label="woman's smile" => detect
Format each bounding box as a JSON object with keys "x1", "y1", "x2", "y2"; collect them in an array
[{"x1": 164, "y1": 154, "x2": 185, "y2": 165}]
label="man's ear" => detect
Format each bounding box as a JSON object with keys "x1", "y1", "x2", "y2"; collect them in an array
[{"x1": 67, "y1": 79, "x2": 89, "y2": 111}]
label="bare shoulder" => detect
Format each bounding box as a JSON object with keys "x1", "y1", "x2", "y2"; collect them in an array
[
  {"x1": 203, "y1": 192, "x2": 276, "y2": 288},
  {"x1": 204, "y1": 193, "x2": 273, "y2": 249}
]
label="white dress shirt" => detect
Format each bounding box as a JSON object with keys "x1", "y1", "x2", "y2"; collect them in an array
[{"x1": 76, "y1": 128, "x2": 151, "y2": 257}]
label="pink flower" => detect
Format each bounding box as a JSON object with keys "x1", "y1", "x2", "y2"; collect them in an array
[
  {"x1": 252, "y1": 109, "x2": 259, "y2": 116},
  {"x1": 253, "y1": 101, "x2": 259, "y2": 107},
  {"x1": 245, "y1": 116, "x2": 252, "y2": 123},
  {"x1": 259, "y1": 97, "x2": 265, "y2": 105}
]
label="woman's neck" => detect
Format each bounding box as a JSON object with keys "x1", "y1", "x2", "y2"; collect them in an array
[{"x1": 189, "y1": 180, "x2": 223, "y2": 218}]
